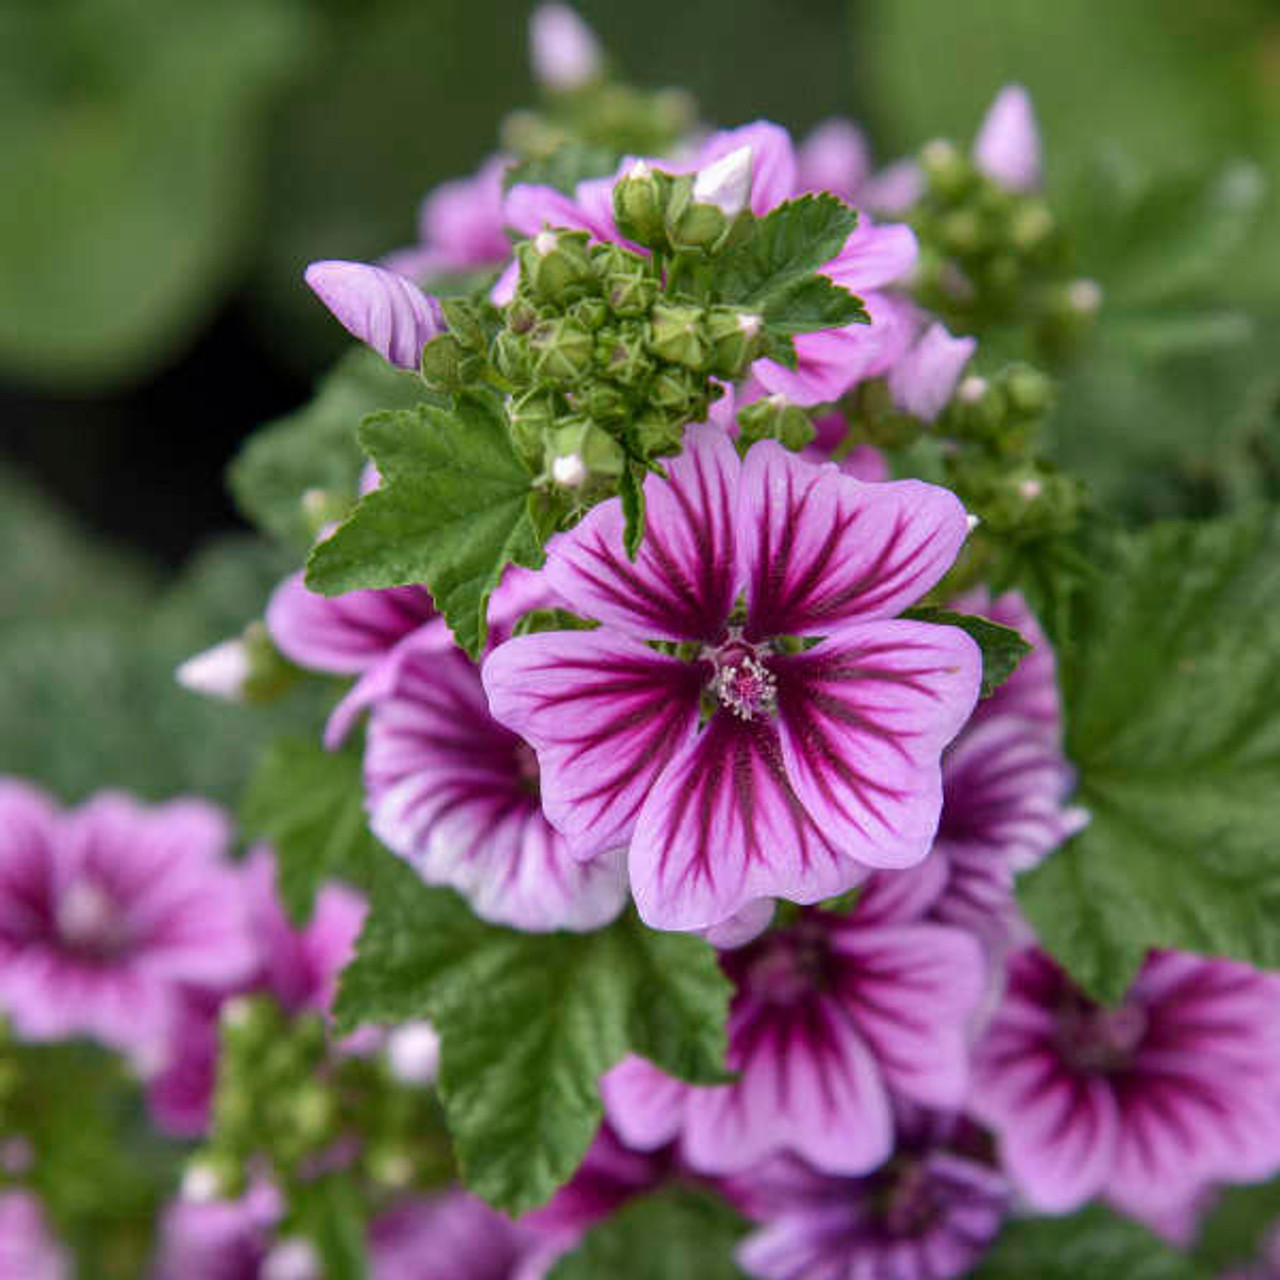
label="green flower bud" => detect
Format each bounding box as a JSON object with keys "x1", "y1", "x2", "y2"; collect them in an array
[
  {"x1": 1009, "y1": 200, "x2": 1054, "y2": 252},
  {"x1": 240, "y1": 621, "x2": 297, "y2": 705},
  {"x1": 630, "y1": 412, "x2": 685, "y2": 459},
  {"x1": 612, "y1": 159, "x2": 673, "y2": 250},
  {"x1": 492, "y1": 328, "x2": 531, "y2": 383},
  {"x1": 440, "y1": 296, "x2": 490, "y2": 350},
  {"x1": 518, "y1": 228, "x2": 596, "y2": 305},
  {"x1": 573, "y1": 380, "x2": 629, "y2": 425},
  {"x1": 595, "y1": 326, "x2": 653, "y2": 386},
  {"x1": 940, "y1": 208, "x2": 985, "y2": 255},
  {"x1": 737, "y1": 394, "x2": 816, "y2": 453},
  {"x1": 567, "y1": 296, "x2": 608, "y2": 331},
  {"x1": 648, "y1": 302, "x2": 710, "y2": 371},
  {"x1": 705, "y1": 306, "x2": 764, "y2": 379},
  {"x1": 647, "y1": 366, "x2": 703, "y2": 419},
  {"x1": 529, "y1": 317, "x2": 595, "y2": 387},
  {"x1": 545, "y1": 419, "x2": 626, "y2": 491},
  {"x1": 508, "y1": 389, "x2": 560, "y2": 467},
  {"x1": 920, "y1": 138, "x2": 973, "y2": 201},
  {"x1": 420, "y1": 333, "x2": 480, "y2": 392},
  {"x1": 1002, "y1": 364, "x2": 1055, "y2": 419},
  {"x1": 506, "y1": 290, "x2": 541, "y2": 335}
]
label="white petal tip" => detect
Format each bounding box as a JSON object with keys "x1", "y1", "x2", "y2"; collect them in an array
[{"x1": 176, "y1": 638, "x2": 250, "y2": 703}]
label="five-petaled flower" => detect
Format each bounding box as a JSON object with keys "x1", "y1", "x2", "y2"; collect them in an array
[{"x1": 483, "y1": 426, "x2": 981, "y2": 931}]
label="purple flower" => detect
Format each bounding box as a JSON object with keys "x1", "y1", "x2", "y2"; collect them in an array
[
  {"x1": 972, "y1": 85, "x2": 1042, "y2": 194},
  {"x1": 355, "y1": 633, "x2": 629, "y2": 932},
  {"x1": 887, "y1": 321, "x2": 977, "y2": 423},
  {"x1": 528, "y1": 3, "x2": 603, "y2": 91},
  {"x1": 381, "y1": 154, "x2": 513, "y2": 282},
  {"x1": 971, "y1": 948, "x2": 1280, "y2": 1215},
  {"x1": 731, "y1": 1118, "x2": 1010, "y2": 1280},
  {"x1": 0, "y1": 1192, "x2": 70, "y2": 1280},
  {"x1": 483, "y1": 428, "x2": 980, "y2": 930},
  {"x1": 152, "y1": 1182, "x2": 282, "y2": 1280},
  {"x1": 304, "y1": 260, "x2": 444, "y2": 370},
  {"x1": 370, "y1": 1190, "x2": 536, "y2": 1280},
  {"x1": 0, "y1": 782, "x2": 254, "y2": 1060},
  {"x1": 147, "y1": 848, "x2": 364, "y2": 1137},
  {"x1": 601, "y1": 894, "x2": 985, "y2": 1176}
]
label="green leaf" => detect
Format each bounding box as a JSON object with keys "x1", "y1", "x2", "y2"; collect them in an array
[
  {"x1": 230, "y1": 348, "x2": 428, "y2": 549},
  {"x1": 1192, "y1": 1177, "x2": 1280, "y2": 1271},
  {"x1": 293, "y1": 1176, "x2": 369, "y2": 1280},
  {"x1": 903, "y1": 607, "x2": 1031, "y2": 699},
  {"x1": 241, "y1": 736, "x2": 386, "y2": 923},
  {"x1": 975, "y1": 1204, "x2": 1206, "y2": 1279},
  {"x1": 714, "y1": 195, "x2": 866, "y2": 334},
  {"x1": 334, "y1": 860, "x2": 732, "y2": 1214},
  {"x1": 305, "y1": 391, "x2": 543, "y2": 659},
  {"x1": 550, "y1": 1187, "x2": 748, "y2": 1279},
  {"x1": 1018, "y1": 510, "x2": 1280, "y2": 1000},
  {"x1": 619, "y1": 461, "x2": 647, "y2": 559}
]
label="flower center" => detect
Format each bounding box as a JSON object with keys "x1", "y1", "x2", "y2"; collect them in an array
[
  {"x1": 55, "y1": 878, "x2": 128, "y2": 959},
  {"x1": 1054, "y1": 995, "x2": 1148, "y2": 1074},
  {"x1": 710, "y1": 641, "x2": 777, "y2": 721},
  {"x1": 743, "y1": 923, "x2": 830, "y2": 1005},
  {"x1": 876, "y1": 1158, "x2": 943, "y2": 1238}
]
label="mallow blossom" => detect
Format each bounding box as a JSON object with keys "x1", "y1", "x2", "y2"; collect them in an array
[
  {"x1": 971, "y1": 948, "x2": 1280, "y2": 1216},
  {"x1": 0, "y1": 1191, "x2": 70, "y2": 1280},
  {"x1": 484, "y1": 427, "x2": 981, "y2": 930},
  {"x1": 0, "y1": 782, "x2": 254, "y2": 1061},
  {"x1": 729, "y1": 1112, "x2": 1011, "y2": 1280},
  {"x1": 601, "y1": 886, "x2": 985, "y2": 1177}
]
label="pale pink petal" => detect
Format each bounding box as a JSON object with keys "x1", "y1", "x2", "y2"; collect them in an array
[
  {"x1": 697, "y1": 122, "x2": 799, "y2": 215},
  {"x1": 529, "y1": 3, "x2": 602, "y2": 90},
  {"x1": 483, "y1": 631, "x2": 703, "y2": 861},
  {"x1": 861, "y1": 158, "x2": 925, "y2": 214},
  {"x1": 829, "y1": 921, "x2": 984, "y2": 1106},
  {"x1": 682, "y1": 992, "x2": 892, "y2": 1175},
  {"x1": 741, "y1": 442, "x2": 972, "y2": 636},
  {"x1": 771, "y1": 622, "x2": 980, "y2": 871},
  {"x1": 629, "y1": 714, "x2": 865, "y2": 931},
  {"x1": 304, "y1": 260, "x2": 443, "y2": 370},
  {"x1": 542, "y1": 424, "x2": 744, "y2": 642},
  {"x1": 822, "y1": 219, "x2": 918, "y2": 292},
  {"x1": 797, "y1": 119, "x2": 871, "y2": 201},
  {"x1": 599, "y1": 1055, "x2": 689, "y2": 1151},
  {"x1": 887, "y1": 322, "x2": 976, "y2": 422},
  {"x1": 504, "y1": 183, "x2": 617, "y2": 242},
  {"x1": 265, "y1": 572, "x2": 437, "y2": 677},
  {"x1": 701, "y1": 898, "x2": 777, "y2": 949},
  {"x1": 973, "y1": 84, "x2": 1042, "y2": 194}
]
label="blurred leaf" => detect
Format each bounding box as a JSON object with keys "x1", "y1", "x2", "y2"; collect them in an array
[
  {"x1": 1018, "y1": 509, "x2": 1280, "y2": 1000},
  {"x1": 241, "y1": 736, "x2": 385, "y2": 923},
  {"x1": 505, "y1": 141, "x2": 621, "y2": 194},
  {"x1": 550, "y1": 1188, "x2": 748, "y2": 1278},
  {"x1": 230, "y1": 348, "x2": 427, "y2": 549},
  {"x1": 0, "y1": 0, "x2": 313, "y2": 386},
  {"x1": 1193, "y1": 1178, "x2": 1280, "y2": 1272},
  {"x1": 976, "y1": 1204, "x2": 1205, "y2": 1278}
]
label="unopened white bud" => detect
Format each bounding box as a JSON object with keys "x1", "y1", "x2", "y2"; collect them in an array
[
  {"x1": 965, "y1": 513, "x2": 982, "y2": 533},
  {"x1": 551, "y1": 453, "x2": 588, "y2": 488},
  {"x1": 176, "y1": 638, "x2": 250, "y2": 703},
  {"x1": 693, "y1": 146, "x2": 753, "y2": 218},
  {"x1": 957, "y1": 375, "x2": 988, "y2": 404},
  {"x1": 386, "y1": 1021, "x2": 441, "y2": 1086},
  {"x1": 533, "y1": 229, "x2": 560, "y2": 257},
  {"x1": 737, "y1": 312, "x2": 762, "y2": 337},
  {"x1": 627, "y1": 159, "x2": 652, "y2": 181},
  {"x1": 181, "y1": 1162, "x2": 223, "y2": 1204},
  {"x1": 1018, "y1": 478, "x2": 1044, "y2": 501}
]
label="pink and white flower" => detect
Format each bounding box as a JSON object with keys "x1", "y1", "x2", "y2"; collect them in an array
[
  {"x1": 601, "y1": 893, "x2": 985, "y2": 1177},
  {"x1": 972, "y1": 948, "x2": 1280, "y2": 1215},
  {"x1": 484, "y1": 428, "x2": 981, "y2": 930},
  {"x1": 0, "y1": 782, "x2": 254, "y2": 1061}
]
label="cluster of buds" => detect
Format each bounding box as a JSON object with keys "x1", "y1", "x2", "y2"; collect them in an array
[
  {"x1": 911, "y1": 140, "x2": 1100, "y2": 359},
  {"x1": 186, "y1": 997, "x2": 451, "y2": 1212},
  {"x1": 423, "y1": 202, "x2": 766, "y2": 510}
]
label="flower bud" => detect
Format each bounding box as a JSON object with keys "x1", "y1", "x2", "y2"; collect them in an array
[
  {"x1": 508, "y1": 389, "x2": 560, "y2": 467},
  {"x1": 506, "y1": 290, "x2": 541, "y2": 335},
  {"x1": 664, "y1": 182, "x2": 730, "y2": 255},
  {"x1": 595, "y1": 326, "x2": 653, "y2": 386},
  {"x1": 612, "y1": 160, "x2": 673, "y2": 251},
  {"x1": 647, "y1": 303, "x2": 710, "y2": 371},
  {"x1": 577, "y1": 380, "x2": 629, "y2": 425},
  {"x1": 440, "y1": 296, "x2": 490, "y2": 351},
  {"x1": 545, "y1": 419, "x2": 626, "y2": 491},
  {"x1": 386, "y1": 1021, "x2": 441, "y2": 1086},
  {"x1": 567, "y1": 296, "x2": 608, "y2": 331},
  {"x1": 529, "y1": 316, "x2": 595, "y2": 386},
  {"x1": 692, "y1": 145, "x2": 753, "y2": 218},
  {"x1": 262, "y1": 1237, "x2": 321, "y2": 1280},
  {"x1": 920, "y1": 138, "x2": 972, "y2": 200},
  {"x1": 420, "y1": 332, "x2": 478, "y2": 392},
  {"x1": 1009, "y1": 200, "x2": 1054, "y2": 252},
  {"x1": 705, "y1": 307, "x2": 764, "y2": 379},
  {"x1": 737, "y1": 394, "x2": 816, "y2": 453},
  {"x1": 1002, "y1": 364, "x2": 1054, "y2": 419},
  {"x1": 492, "y1": 328, "x2": 531, "y2": 383},
  {"x1": 649, "y1": 366, "x2": 704, "y2": 419},
  {"x1": 175, "y1": 638, "x2": 250, "y2": 704},
  {"x1": 518, "y1": 229, "x2": 596, "y2": 305},
  {"x1": 529, "y1": 3, "x2": 602, "y2": 92},
  {"x1": 631, "y1": 412, "x2": 685, "y2": 459}
]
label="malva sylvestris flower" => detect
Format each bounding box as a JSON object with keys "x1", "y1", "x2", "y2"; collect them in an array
[{"x1": 483, "y1": 426, "x2": 981, "y2": 931}]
